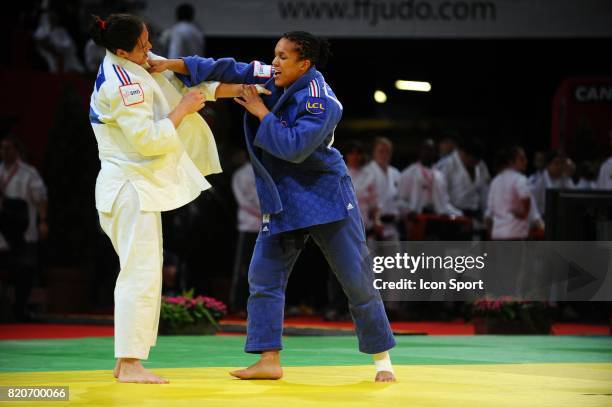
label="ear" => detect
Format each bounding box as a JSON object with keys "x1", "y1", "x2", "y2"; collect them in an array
[
  {"x1": 300, "y1": 59, "x2": 312, "y2": 72},
  {"x1": 115, "y1": 48, "x2": 129, "y2": 59}
]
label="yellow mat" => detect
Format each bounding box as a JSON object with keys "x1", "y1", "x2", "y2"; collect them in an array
[{"x1": 1, "y1": 364, "x2": 611, "y2": 407}]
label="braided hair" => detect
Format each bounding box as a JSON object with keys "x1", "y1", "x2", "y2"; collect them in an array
[{"x1": 281, "y1": 31, "x2": 331, "y2": 70}]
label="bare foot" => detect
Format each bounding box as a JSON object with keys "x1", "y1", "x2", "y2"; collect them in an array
[
  {"x1": 229, "y1": 351, "x2": 283, "y2": 380},
  {"x1": 375, "y1": 371, "x2": 396, "y2": 382},
  {"x1": 113, "y1": 359, "x2": 121, "y2": 378},
  {"x1": 116, "y1": 359, "x2": 169, "y2": 384}
]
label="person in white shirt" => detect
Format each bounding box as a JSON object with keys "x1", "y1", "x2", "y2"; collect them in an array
[
  {"x1": 230, "y1": 155, "x2": 261, "y2": 315},
  {"x1": 88, "y1": 14, "x2": 267, "y2": 384},
  {"x1": 530, "y1": 150, "x2": 574, "y2": 216},
  {"x1": 575, "y1": 161, "x2": 598, "y2": 189},
  {"x1": 436, "y1": 138, "x2": 490, "y2": 220},
  {"x1": 399, "y1": 139, "x2": 461, "y2": 217},
  {"x1": 596, "y1": 132, "x2": 612, "y2": 190},
  {"x1": 0, "y1": 137, "x2": 48, "y2": 250},
  {"x1": 0, "y1": 136, "x2": 48, "y2": 320},
  {"x1": 84, "y1": 39, "x2": 106, "y2": 73},
  {"x1": 435, "y1": 134, "x2": 456, "y2": 167},
  {"x1": 486, "y1": 146, "x2": 532, "y2": 240},
  {"x1": 597, "y1": 157, "x2": 612, "y2": 190},
  {"x1": 166, "y1": 4, "x2": 205, "y2": 59},
  {"x1": 528, "y1": 150, "x2": 546, "y2": 186},
  {"x1": 344, "y1": 141, "x2": 379, "y2": 235},
  {"x1": 33, "y1": 10, "x2": 84, "y2": 73},
  {"x1": 363, "y1": 137, "x2": 400, "y2": 240}
]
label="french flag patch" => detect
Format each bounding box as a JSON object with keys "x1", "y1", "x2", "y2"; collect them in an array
[{"x1": 253, "y1": 61, "x2": 273, "y2": 78}]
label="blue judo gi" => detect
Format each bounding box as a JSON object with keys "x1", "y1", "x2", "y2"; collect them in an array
[{"x1": 179, "y1": 56, "x2": 396, "y2": 354}]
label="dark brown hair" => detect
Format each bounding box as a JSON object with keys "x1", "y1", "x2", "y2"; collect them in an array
[{"x1": 89, "y1": 14, "x2": 144, "y2": 53}]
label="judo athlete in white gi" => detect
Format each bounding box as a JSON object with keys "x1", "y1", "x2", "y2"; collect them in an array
[
  {"x1": 399, "y1": 139, "x2": 461, "y2": 217},
  {"x1": 88, "y1": 14, "x2": 268, "y2": 383},
  {"x1": 363, "y1": 138, "x2": 402, "y2": 241},
  {"x1": 149, "y1": 31, "x2": 397, "y2": 382}
]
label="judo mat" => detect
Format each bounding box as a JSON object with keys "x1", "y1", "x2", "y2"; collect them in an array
[{"x1": 1, "y1": 335, "x2": 611, "y2": 406}]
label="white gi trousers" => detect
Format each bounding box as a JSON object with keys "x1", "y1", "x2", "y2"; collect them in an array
[{"x1": 98, "y1": 182, "x2": 163, "y2": 360}]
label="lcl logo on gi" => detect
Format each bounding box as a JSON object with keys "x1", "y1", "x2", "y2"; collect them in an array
[
  {"x1": 306, "y1": 98, "x2": 326, "y2": 114},
  {"x1": 307, "y1": 101, "x2": 324, "y2": 110}
]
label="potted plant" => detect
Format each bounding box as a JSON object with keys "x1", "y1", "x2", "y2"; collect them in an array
[
  {"x1": 471, "y1": 296, "x2": 555, "y2": 334},
  {"x1": 159, "y1": 289, "x2": 227, "y2": 335}
]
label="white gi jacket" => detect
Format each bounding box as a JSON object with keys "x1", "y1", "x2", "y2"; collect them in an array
[
  {"x1": 529, "y1": 169, "x2": 574, "y2": 215},
  {"x1": 436, "y1": 151, "x2": 490, "y2": 213},
  {"x1": 597, "y1": 157, "x2": 612, "y2": 190},
  {"x1": 363, "y1": 161, "x2": 401, "y2": 218},
  {"x1": 89, "y1": 50, "x2": 222, "y2": 213},
  {"x1": 398, "y1": 162, "x2": 462, "y2": 216},
  {"x1": 348, "y1": 166, "x2": 378, "y2": 230}
]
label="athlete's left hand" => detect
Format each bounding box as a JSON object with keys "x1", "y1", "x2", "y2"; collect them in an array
[{"x1": 234, "y1": 85, "x2": 270, "y2": 121}]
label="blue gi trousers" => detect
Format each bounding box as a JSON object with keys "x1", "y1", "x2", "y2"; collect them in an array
[{"x1": 245, "y1": 207, "x2": 396, "y2": 354}]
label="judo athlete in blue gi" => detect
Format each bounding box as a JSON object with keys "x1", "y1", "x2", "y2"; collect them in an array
[{"x1": 149, "y1": 31, "x2": 396, "y2": 382}]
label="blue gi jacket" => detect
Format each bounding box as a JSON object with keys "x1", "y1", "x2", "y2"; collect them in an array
[{"x1": 179, "y1": 57, "x2": 355, "y2": 235}]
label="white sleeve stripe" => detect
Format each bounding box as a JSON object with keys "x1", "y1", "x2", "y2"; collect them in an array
[{"x1": 309, "y1": 79, "x2": 321, "y2": 97}]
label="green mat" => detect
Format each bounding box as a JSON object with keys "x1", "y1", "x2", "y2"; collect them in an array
[{"x1": 1, "y1": 336, "x2": 611, "y2": 373}]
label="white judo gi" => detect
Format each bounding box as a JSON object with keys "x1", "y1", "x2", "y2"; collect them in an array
[
  {"x1": 89, "y1": 50, "x2": 221, "y2": 359},
  {"x1": 398, "y1": 162, "x2": 462, "y2": 217},
  {"x1": 362, "y1": 161, "x2": 401, "y2": 240}
]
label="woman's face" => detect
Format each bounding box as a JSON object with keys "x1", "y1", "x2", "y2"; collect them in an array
[
  {"x1": 272, "y1": 38, "x2": 311, "y2": 88},
  {"x1": 117, "y1": 24, "x2": 152, "y2": 66}
]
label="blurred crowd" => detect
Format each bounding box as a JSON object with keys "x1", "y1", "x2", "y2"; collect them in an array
[
  {"x1": 227, "y1": 134, "x2": 612, "y2": 318},
  {"x1": 17, "y1": 1, "x2": 205, "y2": 76}
]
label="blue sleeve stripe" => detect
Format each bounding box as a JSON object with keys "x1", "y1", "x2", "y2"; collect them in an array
[
  {"x1": 89, "y1": 106, "x2": 103, "y2": 124},
  {"x1": 95, "y1": 63, "x2": 106, "y2": 91}
]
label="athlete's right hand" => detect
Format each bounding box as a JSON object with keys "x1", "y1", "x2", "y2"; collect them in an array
[{"x1": 179, "y1": 90, "x2": 206, "y2": 114}]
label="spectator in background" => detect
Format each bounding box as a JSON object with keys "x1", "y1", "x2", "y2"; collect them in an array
[
  {"x1": 344, "y1": 141, "x2": 379, "y2": 237},
  {"x1": 0, "y1": 136, "x2": 48, "y2": 253},
  {"x1": 230, "y1": 152, "x2": 261, "y2": 315},
  {"x1": 528, "y1": 150, "x2": 547, "y2": 186},
  {"x1": 0, "y1": 135, "x2": 48, "y2": 320},
  {"x1": 33, "y1": 9, "x2": 84, "y2": 73},
  {"x1": 530, "y1": 150, "x2": 574, "y2": 215},
  {"x1": 363, "y1": 137, "x2": 401, "y2": 241},
  {"x1": 575, "y1": 161, "x2": 598, "y2": 189},
  {"x1": 436, "y1": 137, "x2": 490, "y2": 221},
  {"x1": 399, "y1": 139, "x2": 461, "y2": 217},
  {"x1": 84, "y1": 39, "x2": 106, "y2": 73},
  {"x1": 486, "y1": 145, "x2": 531, "y2": 240},
  {"x1": 435, "y1": 134, "x2": 456, "y2": 166},
  {"x1": 165, "y1": 4, "x2": 204, "y2": 59},
  {"x1": 596, "y1": 131, "x2": 612, "y2": 190},
  {"x1": 563, "y1": 158, "x2": 576, "y2": 187}
]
